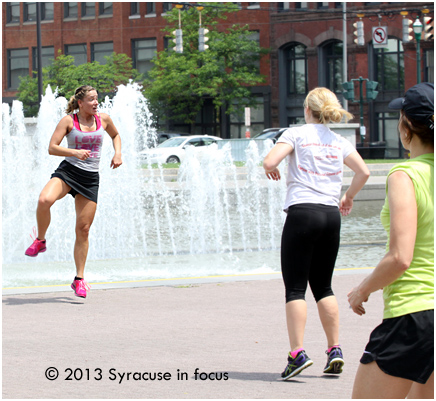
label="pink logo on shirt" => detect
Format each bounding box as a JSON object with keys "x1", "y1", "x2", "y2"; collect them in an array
[{"x1": 75, "y1": 135, "x2": 103, "y2": 157}]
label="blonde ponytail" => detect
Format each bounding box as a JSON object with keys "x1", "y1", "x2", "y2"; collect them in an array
[
  {"x1": 65, "y1": 95, "x2": 79, "y2": 114},
  {"x1": 65, "y1": 85, "x2": 97, "y2": 114},
  {"x1": 304, "y1": 87, "x2": 353, "y2": 124}
]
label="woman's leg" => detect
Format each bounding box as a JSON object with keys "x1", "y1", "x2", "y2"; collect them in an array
[
  {"x1": 281, "y1": 206, "x2": 315, "y2": 351},
  {"x1": 74, "y1": 194, "x2": 97, "y2": 278},
  {"x1": 36, "y1": 178, "x2": 71, "y2": 239},
  {"x1": 285, "y1": 300, "x2": 307, "y2": 351},
  {"x1": 408, "y1": 372, "x2": 434, "y2": 399},
  {"x1": 308, "y1": 208, "x2": 341, "y2": 348},
  {"x1": 316, "y1": 295, "x2": 339, "y2": 348},
  {"x1": 352, "y1": 361, "x2": 413, "y2": 399}
]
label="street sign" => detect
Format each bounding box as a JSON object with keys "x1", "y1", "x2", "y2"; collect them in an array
[{"x1": 372, "y1": 26, "x2": 388, "y2": 48}]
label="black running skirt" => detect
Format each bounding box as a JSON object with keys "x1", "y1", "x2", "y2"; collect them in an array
[
  {"x1": 51, "y1": 160, "x2": 99, "y2": 203},
  {"x1": 360, "y1": 310, "x2": 434, "y2": 384}
]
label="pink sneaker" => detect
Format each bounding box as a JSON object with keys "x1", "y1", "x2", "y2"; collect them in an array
[
  {"x1": 25, "y1": 228, "x2": 47, "y2": 257},
  {"x1": 71, "y1": 279, "x2": 91, "y2": 298}
]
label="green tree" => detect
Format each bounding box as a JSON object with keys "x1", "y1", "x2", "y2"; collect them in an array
[
  {"x1": 17, "y1": 51, "x2": 141, "y2": 116},
  {"x1": 143, "y1": 2, "x2": 269, "y2": 128}
]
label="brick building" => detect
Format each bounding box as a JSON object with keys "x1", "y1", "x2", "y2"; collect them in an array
[{"x1": 3, "y1": 2, "x2": 434, "y2": 158}]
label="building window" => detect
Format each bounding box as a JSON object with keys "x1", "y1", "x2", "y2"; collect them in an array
[
  {"x1": 317, "y1": 2, "x2": 329, "y2": 9},
  {"x1": 64, "y1": 2, "x2": 78, "y2": 18},
  {"x1": 247, "y1": 31, "x2": 261, "y2": 73},
  {"x1": 286, "y1": 43, "x2": 307, "y2": 95},
  {"x1": 6, "y1": 2, "x2": 20, "y2": 24},
  {"x1": 91, "y1": 42, "x2": 114, "y2": 65},
  {"x1": 322, "y1": 40, "x2": 343, "y2": 93},
  {"x1": 7, "y1": 48, "x2": 29, "y2": 89},
  {"x1": 247, "y1": 2, "x2": 260, "y2": 8},
  {"x1": 146, "y1": 3, "x2": 156, "y2": 15},
  {"x1": 65, "y1": 44, "x2": 87, "y2": 66},
  {"x1": 32, "y1": 46, "x2": 54, "y2": 73},
  {"x1": 24, "y1": 2, "x2": 53, "y2": 21},
  {"x1": 162, "y1": 3, "x2": 172, "y2": 13},
  {"x1": 229, "y1": 97, "x2": 265, "y2": 139},
  {"x1": 42, "y1": 3, "x2": 54, "y2": 20},
  {"x1": 130, "y1": 3, "x2": 140, "y2": 16},
  {"x1": 99, "y1": 2, "x2": 112, "y2": 16},
  {"x1": 23, "y1": 2, "x2": 36, "y2": 22},
  {"x1": 296, "y1": 2, "x2": 308, "y2": 9},
  {"x1": 132, "y1": 39, "x2": 157, "y2": 76},
  {"x1": 375, "y1": 112, "x2": 402, "y2": 158},
  {"x1": 374, "y1": 38, "x2": 404, "y2": 92},
  {"x1": 81, "y1": 2, "x2": 95, "y2": 17},
  {"x1": 424, "y1": 49, "x2": 434, "y2": 84}
]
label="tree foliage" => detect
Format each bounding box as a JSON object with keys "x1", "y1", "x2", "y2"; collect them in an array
[
  {"x1": 17, "y1": 51, "x2": 141, "y2": 117},
  {"x1": 143, "y1": 2, "x2": 269, "y2": 126}
]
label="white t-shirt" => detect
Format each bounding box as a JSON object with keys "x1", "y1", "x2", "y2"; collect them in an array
[{"x1": 277, "y1": 124, "x2": 355, "y2": 210}]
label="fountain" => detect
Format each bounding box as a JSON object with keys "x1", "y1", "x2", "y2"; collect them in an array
[{"x1": 3, "y1": 83, "x2": 296, "y2": 288}]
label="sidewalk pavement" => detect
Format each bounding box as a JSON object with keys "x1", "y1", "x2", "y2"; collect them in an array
[{"x1": 3, "y1": 270, "x2": 384, "y2": 399}]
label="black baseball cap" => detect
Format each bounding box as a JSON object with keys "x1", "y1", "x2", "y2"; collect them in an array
[{"x1": 388, "y1": 82, "x2": 434, "y2": 129}]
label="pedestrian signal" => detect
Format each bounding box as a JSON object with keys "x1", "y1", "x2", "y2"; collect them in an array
[
  {"x1": 342, "y1": 81, "x2": 355, "y2": 101},
  {"x1": 366, "y1": 81, "x2": 379, "y2": 101}
]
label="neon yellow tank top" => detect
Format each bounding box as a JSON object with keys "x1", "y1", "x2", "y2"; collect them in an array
[{"x1": 380, "y1": 153, "x2": 434, "y2": 319}]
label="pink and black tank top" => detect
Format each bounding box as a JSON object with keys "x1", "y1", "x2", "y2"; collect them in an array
[{"x1": 65, "y1": 113, "x2": 105, "y2": 172}]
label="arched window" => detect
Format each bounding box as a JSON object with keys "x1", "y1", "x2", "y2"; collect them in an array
[
  {"x1": 321, "y1": 40, "x2": 343, "y2": 93},
  {"x1": 373, "y1": 38, "x2": 404, "y2": 92},
  {"x1": 285, "y1": 43, "x2": 308, "y2": 95},
  {"x1": 371, "y1": 38, "x2": 406, "y2": 158}
]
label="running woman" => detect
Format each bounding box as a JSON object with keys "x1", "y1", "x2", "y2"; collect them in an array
[
  {"x1": 263, "y1": 87, "x2": 369, "y2": 379},
  {"x1": 349, "y1": 83, "x2": 434, "y2": 399},
  {"x1": 25, "y1": 85, "x2": 122, "y2": 298}
]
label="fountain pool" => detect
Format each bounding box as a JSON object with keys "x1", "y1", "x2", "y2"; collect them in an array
[{"x1": 2, "y1": 84, "x2": 387, "y2": 290}]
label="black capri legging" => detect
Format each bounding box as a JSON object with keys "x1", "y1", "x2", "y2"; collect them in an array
[{"x1": 281, "y1": 203, "x2": 341, "y2": 303}]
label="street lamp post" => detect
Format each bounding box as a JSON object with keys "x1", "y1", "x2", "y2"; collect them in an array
[{"x1": 413, "y1": 17, "x2": 423, "y2": 84}]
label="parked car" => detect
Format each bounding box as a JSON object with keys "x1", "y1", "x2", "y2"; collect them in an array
[
  {"x1": 253, "y1": 127, "x2": 289, "y2": 143},
  {"x1": 157, "y1": 132, "x2": 182, "y2": 144},
  {"x1": 139, "y1": 135, "x2": 222, "y2": 164}
]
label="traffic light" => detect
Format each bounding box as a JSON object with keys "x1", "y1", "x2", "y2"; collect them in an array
[
  {"x1": 366, "y1": 81, "x2": 379, "y2": 101},
  {"x1": 342, "y1": 81, "x2": 355, "y2": 101},
  {"x1": 423, "y1": 16, "x2": 434, "y2": 41},
  {"x1": 402, "y1": 16, "x2": 413, "y2": 42},
  {"x1": 353, "y1": 20, "x2": 365, "y2": 46},
  {"x1": 199, "y1": 27, "x2": 209, "y2": 51},
  {"x1": 172, "y1": 28, "x2": 183, "y2": 53}
]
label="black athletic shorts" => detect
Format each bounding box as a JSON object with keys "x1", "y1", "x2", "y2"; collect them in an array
[
  {"x1": 51, "y1": 160, "x2": 99, "y2": 204},
  {"x1": 360, "y1": 309, "x2": 434, "y2": 384}
]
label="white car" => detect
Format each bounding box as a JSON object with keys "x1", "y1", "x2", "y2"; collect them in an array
[{"x1": 139, "y1": 135, "x2": 222, "y2": 164}]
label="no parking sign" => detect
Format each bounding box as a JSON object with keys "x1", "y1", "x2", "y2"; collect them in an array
[{"x1": 372, "y1": 26, "x2": 388, "y2": 48}]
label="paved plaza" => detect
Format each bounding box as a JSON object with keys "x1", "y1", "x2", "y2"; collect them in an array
[{"x1": 3, "y1": 270, "x2": 384, "y2": 399}]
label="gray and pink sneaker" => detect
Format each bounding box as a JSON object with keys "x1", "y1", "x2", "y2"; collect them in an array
[{"x1": 71, "y1": 279, "x2": 91, "y2": 298}]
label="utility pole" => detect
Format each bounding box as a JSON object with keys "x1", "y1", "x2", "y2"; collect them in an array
[
  {"x1": 342, "y1": 2, "x2": 348, "y2": 110},
  {"x1": 36, "y1": 3, "x2": 43, "y2": 108}
]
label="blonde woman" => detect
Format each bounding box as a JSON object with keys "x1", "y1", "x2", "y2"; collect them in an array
[
  {"x1": 25, "y1": 85, "x2": 122, "y2": 298},
  {"x1": 263, "y1": 87, "x2": 369, "y2": 379}
]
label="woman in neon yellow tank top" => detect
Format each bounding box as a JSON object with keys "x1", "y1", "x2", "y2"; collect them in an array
[{"x1": 348, "y1": 82, "x2": 434, "y2": 399}]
